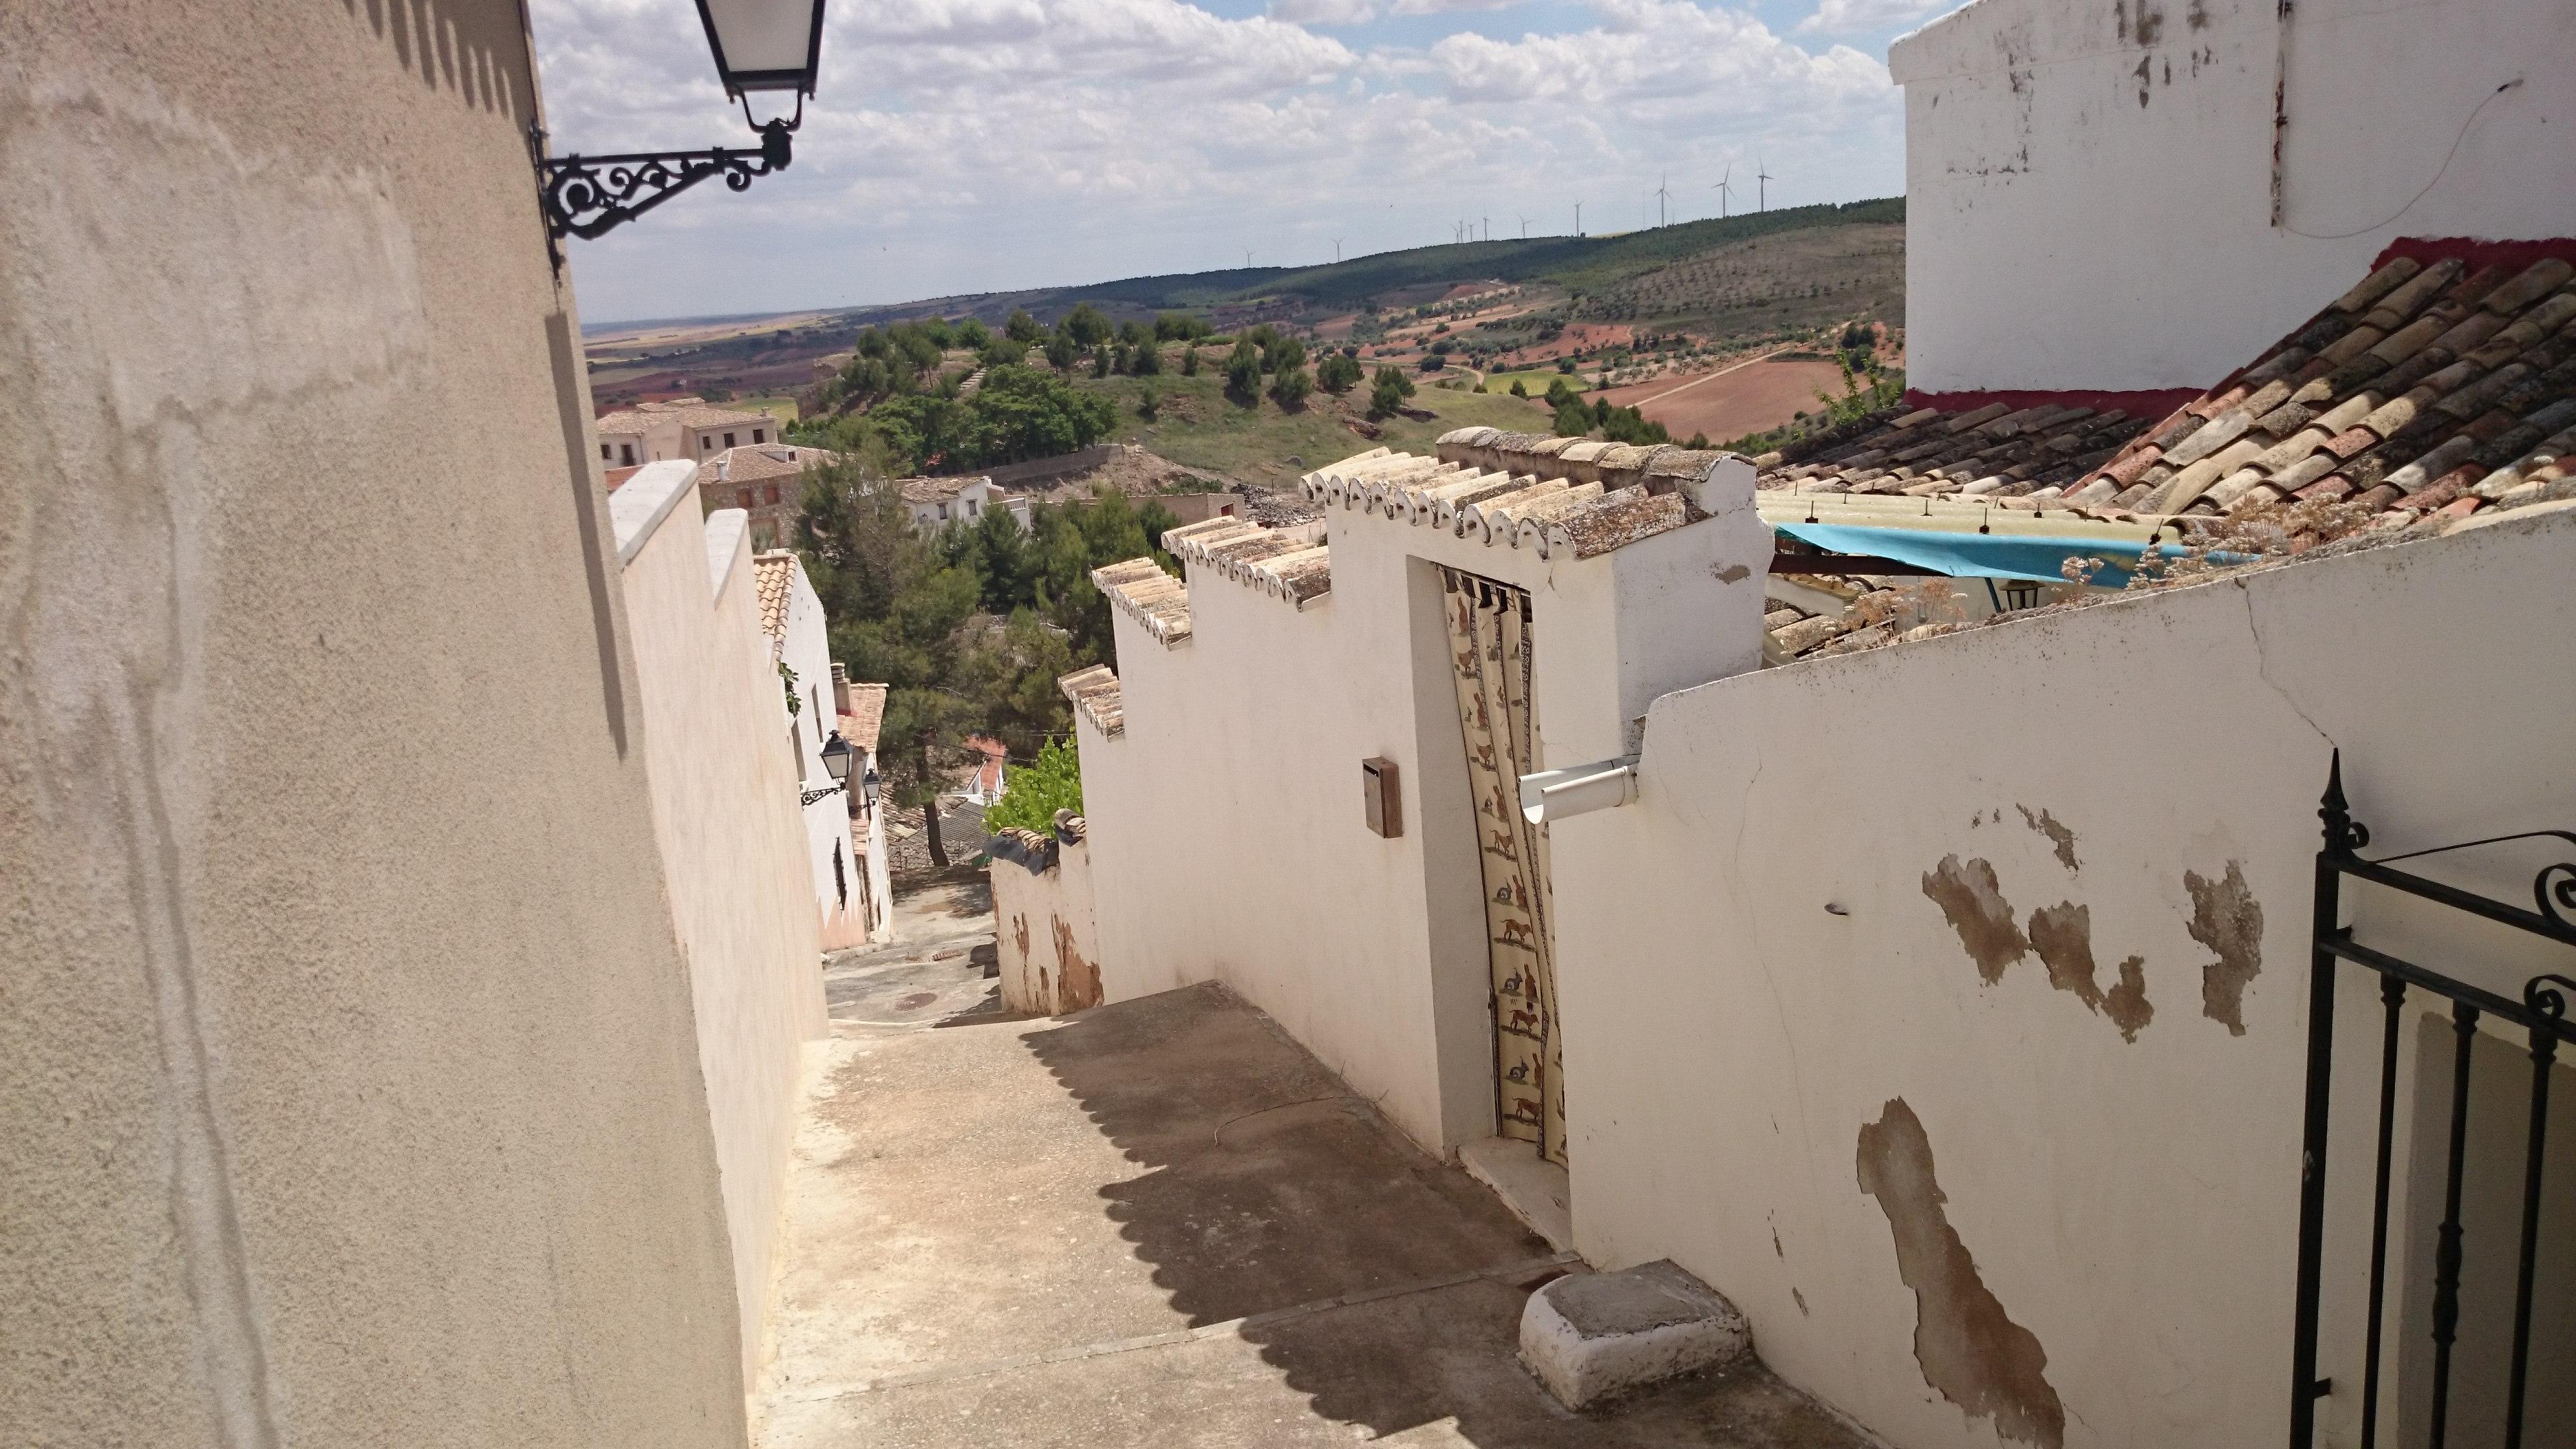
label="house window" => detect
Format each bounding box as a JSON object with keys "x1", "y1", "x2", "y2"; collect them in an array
[
  {"x1": 763, "y1": 484, "x2": 780, "y2": 505},
  {"x1": 599, "y1": 442, "x2": 610, "y2": 461},
  {"x1": 967, "y1": 499, "x2": 978, "y2": 516},
  {"x1": 701, "y1": 436, "x2": 714, "y2": 451},
  {"x1": 753, "y1": 428, "x2": 765, "y2": 444},
  {"x1": 738, "y1": 488, "x2": 755, "y2": 509},
  {"x1": 723, "y1": 431, "x2": 737, "y2": 447},
  {"x1": 620, "y1": 443, "x2": 635, "y2": 466},
  {"x1": 937, "y1": 502, "x2": 949, "y2": 520}
]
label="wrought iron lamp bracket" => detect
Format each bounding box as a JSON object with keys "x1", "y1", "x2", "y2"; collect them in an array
[
  {"x1": 530, "y1": 99, "x2": 800, "y2": 266},
  {"x1": 800, "y1": 783, "x2": 845, "y2": 808}
]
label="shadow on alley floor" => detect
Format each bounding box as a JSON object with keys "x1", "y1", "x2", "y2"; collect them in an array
[{"x1": 760, "y1": 938, "x2": 1868, "y2": 1448}]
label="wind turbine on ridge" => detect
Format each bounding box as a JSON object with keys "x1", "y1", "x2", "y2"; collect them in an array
[
  {"x1": 1712, "y1": 163, "x2": 1733, "y2": 219},
  {"x1": 1757, "y1": 158, "x2": 1774, "y2": 213},
  {"x1": 1652, "y1": 172, "x2": 1675, "y2": 228}
]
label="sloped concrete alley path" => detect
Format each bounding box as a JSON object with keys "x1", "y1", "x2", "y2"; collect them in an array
[{"x1": 756, "y1": 879, "x2": 1868, "y2": 1448}]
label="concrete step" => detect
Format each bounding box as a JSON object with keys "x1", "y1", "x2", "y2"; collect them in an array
[{"x1": 1519, "y1": 1258, "x2": 1751, "y2": 1409}]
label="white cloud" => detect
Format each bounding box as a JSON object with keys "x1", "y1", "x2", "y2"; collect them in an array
[
  {"x1": 1271, "y1": 0, "x2": 1380, "y2": 26},
  {"x1": 1389, "y1": 0, "x2": 1522, "y2": 15},
  {"x1": 1796, "y1": 0, "x2": 1953, "y2": 34},
  {"x1": 529, "y1": 0, "x2": 1902, "y2": 320}
]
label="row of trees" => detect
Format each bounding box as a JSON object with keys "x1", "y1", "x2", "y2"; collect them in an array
[{"x1": 796, "y1": 447, "x2": 1181, "y2": 867}]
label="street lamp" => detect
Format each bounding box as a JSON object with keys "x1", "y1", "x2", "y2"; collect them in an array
[
  {"x1": 860, "y1": 766, "x2": 881, "y2": 812},
  {"x1": 804, "y1": 729, "x2": 855, "y2": 806},
  {"x1": 533, "y1": 0, "x2": 829, "y2": 252}
]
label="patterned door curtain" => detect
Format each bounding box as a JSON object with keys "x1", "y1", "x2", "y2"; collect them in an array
[{"x1": 1438, "y1": 567, "x2": 1565, "y2": 1165}]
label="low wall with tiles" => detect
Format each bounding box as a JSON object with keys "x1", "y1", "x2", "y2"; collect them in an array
[
  {"x1": 988, "y1": 826, "x2": 1104, "y2": 1016},
  {"x1": 1560, "y1": 504, "x2": 2576, "y2": 1449}
]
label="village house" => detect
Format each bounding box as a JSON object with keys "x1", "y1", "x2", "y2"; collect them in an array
[
  {"x1": 596, "y1": 396, "x2": 780, "y2": 468},
  {"x1": 896, "y1": 472, "x2": 1027, "y2": 531},
  {"x1": 700, "y1": 442, "x2": 835, "y2": 552},
  {"x1": 1014, "y1": 0, "x2": 2576, "y2": 1442},
  {"x1": 753, "y1": 549, "x2": 885, "y2": 951},
  {"x1": 834, "y1": 669, "x2": 894, "y2": 945}
]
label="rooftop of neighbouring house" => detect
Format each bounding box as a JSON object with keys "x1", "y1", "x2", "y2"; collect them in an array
[
  {"x1": 596, "y1": 396, "x2": 773, "y2": 435},
  {"x1": 961, "y1": 737, "x2": 1006, "y2": 797},
  {"x1": 698, "y1": 444, "x2": 834, "y2": 488},
  {"x1": 898, "y1": 474, "x2": 1002, "y2": 504},
  {"x1": 838, "y1": 683, "x2": 888, "y2": 755}
]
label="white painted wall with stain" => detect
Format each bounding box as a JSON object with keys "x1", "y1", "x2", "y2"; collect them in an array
[
  {"x1": 1555, "y1": 508, "x2": 2576, "y2": 1448},
  {"x1": 991, "y1": 838, "x2": 1104, "y2": 1015},
  {"x1": 1892, "y1": 0, "x2": 2576, "y2": 392}
]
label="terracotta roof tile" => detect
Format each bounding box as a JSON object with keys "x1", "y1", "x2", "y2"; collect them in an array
[
  {"x1": 752, "y1": 551, "x2": 795, "y2": 640},
  {"x1": 1057, "y1": 664, "x2": 1123, "y2": 739}
]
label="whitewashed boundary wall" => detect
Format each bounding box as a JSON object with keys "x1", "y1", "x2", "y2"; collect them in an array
[
  {"x1": 989, "y1": 824, "x2": 1104, "y2": 1015},
  {"x1": 1892, "y1": 0, "x2": 2576, "y2": 393},
  {"x1": 613, "y1": 466, "x2": 828, "y2": 1383},
  {"x1": 1075, "y1": 448, "x2": 1772, "y2": 1154},
  {"x1": 1556, "y1": 508, "x2": 2576, "y2": 1448}
]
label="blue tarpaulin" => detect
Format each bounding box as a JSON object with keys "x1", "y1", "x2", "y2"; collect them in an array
[{"x1": 1772, "y1": 521, "x2": 2163, "y2": 584}]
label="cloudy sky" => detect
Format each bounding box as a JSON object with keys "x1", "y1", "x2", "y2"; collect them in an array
[{"x1": 529, "y1": 0, "x2": 1944, "y2": 323}]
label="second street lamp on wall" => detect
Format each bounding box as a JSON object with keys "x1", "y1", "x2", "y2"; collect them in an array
[
  {"x1": 532, "y1": 0, "x2": 828, "y2": 252},
  {"x1": 860, "y1": 766, "x2": 881, "y2": 812}
]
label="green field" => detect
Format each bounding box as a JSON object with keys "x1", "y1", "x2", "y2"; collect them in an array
[
  {"x1": 740, "y1": 396, "x2": 799, "y2": 427},
  {"x1": 1065, "y1": 366, "x2": 1548, "y2": 484}
]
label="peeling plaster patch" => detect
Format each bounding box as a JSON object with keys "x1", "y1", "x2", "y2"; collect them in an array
[
  {"x1": 1923, "y1": 855, "x2": 2029, "y2": 983},
  {"x1": 2017, "y1": 806, "x2": 2080, "y2": 871},
  {"x1": 2184, "y1": 861, "x2": 2263, "y2": 1035},
  {"x1": 2027, "y1": 902, "x2": 2153, "y2": 1041},
  {"x1": 1713, "y1": 562, "x2": 1750, "y2": 584},
  {"x1": 1053, "y1": 914, "x2": 1102, "y2": 1011},
  {"x1": 1858, "y1": 1100, "x2": 2067, "y2": 1449}
]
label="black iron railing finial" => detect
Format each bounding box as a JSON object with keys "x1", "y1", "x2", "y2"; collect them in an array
[{"x1": 2320, "y1": 749, "x2": 2371, "y2": 854}]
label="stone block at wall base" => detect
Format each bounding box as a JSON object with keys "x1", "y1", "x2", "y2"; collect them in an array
[{"x1": 1519, "y1": 1260, "x2": 1751, "y2": 1409}]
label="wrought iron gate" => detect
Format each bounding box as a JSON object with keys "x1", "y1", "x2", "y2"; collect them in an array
[{"x1": 2290, "y1": 755, "x2": 2575, "y2": 1448}]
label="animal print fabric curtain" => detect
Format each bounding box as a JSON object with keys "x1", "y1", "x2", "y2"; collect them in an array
[{"x1": 1439, "y1": 568, "x2": 1565, "y2": 1165}]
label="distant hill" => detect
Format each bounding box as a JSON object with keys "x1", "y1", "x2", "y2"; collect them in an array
[
  {"x1": 833, "y1": 197, "x2": 1902, "y2": 327},
  {"x1": 583, "y1": 198, "x2": 1904, "y2": 408}
]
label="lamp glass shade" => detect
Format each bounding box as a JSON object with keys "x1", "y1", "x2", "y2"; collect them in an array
[
  {"x1": 819, "y1": 731, "x2": 854, "y2": 784},
  {"x1": 695, "y1": 0, "x2": 826, "y2": 96}
]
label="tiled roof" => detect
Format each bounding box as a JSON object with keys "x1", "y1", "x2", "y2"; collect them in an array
[
  {"x1": 1299, "y1": 438, "x2": 1697, "y2": 561},
  {"x1": 1091, "y1": 558, "x2": 1191, "y2": 646},
  {"x1": 600, "y1": 398, "x2": 771, "y2": 433},
  {"x1": 2068, "y1": 252, "x2": 2576, "y2": 533},
  {"x1": 1754, "y1": 402, "x2": 2157, "y2": 505},
  {"x1": 962, "y1": 738, "x2": 1005, "y2": 796},
  {"x1": 1058, "y1": 664, "x2": 1124, "y2": 738},
  {"x1": 752, "y1": 551, "x2": 795, "y2": 640},
  {"x1": 698, "y1": 445, "x2": 833, "y2": 487},
  {"x1": 839, "y1": 683, "x2": 888, "y2": 754},
  {"x1": 1161, "y1": 516, "x2": 1334, "y2": 608},
  {"x1": 898, "y1": 475, "x2": 996, "y2": 504}
]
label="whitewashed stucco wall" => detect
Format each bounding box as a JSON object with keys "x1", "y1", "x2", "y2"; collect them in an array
[
  {"x1": 614, "y1": 473, "x2": 828, "y2": 1385},
  {"x1": 773, "y1": 559, "x2": 868, "y2": 951},
  {"x1": 0, "y1": 4, "x2": 755, "y2": 1443},
  {"x1": 1077, "y1": 474, "x2": 1771, "y2": 1155},
  {"x1": 1892, "y1": 0, "x2": 2576, "y2": 393},
  {"x1": 1556, "y1": 508, "x2": 2576, "y2": 1449}
]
